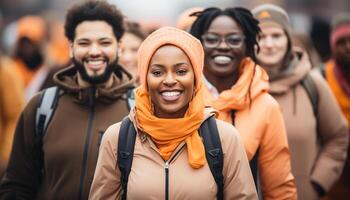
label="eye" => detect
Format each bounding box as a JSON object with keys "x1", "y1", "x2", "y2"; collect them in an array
[
  {"x1": 203, "y1": 34, "x2": 219, "y2": 44},
  {"x1": 77, "y1": 42, "x2": 89, "y2": 46},
  {"x1": 226, "y1": 35, "x2": 244, "y2": 46},
  {"x1": 100, "y1": 41, "x2": 112, "y2": 46},
  {"x1": 271, "y1": 33, "x2": 283, "y2": 39},
  {"x1": 176, "y1": 68, "x2": 188, "y2": 75},
  {"x1": 150, "y1": 69, "x2": 163, "y2": 77}
]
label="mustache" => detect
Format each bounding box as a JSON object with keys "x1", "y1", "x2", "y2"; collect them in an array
[{"x1": 82, "y1": 54, "x2": 110, "y2": 63}]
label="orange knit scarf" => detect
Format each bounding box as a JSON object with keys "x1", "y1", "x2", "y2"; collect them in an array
[{"x1": 135, "y1": 84, "x2": 206, "y2": 169}]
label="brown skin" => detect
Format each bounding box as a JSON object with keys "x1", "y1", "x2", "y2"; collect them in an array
[
  {"x1": 147, "y1": 45, "x2": 195, "y2": 119},
  {"x1": 334, "y1": 35, "x2": 350, "y2": 82},
  {"x1": 203, "y1": 15, "x2": 246, "y2": 93}
]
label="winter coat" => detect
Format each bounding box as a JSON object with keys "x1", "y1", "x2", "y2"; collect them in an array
[
  {"x1": 0, "y1": 65, "x2": 134, "y2": 200},
  {"x1": 323, "y1": 60, "x2": 350, "y2": 200},
  {"x1": 89, "y1": 109, "x2": 258, "y2": 200},
  {"x1": 268, "y1": 51, "x2": 349, "y2": 200},
  {"x1": 203, "y1": 59, "x2": 297, "y2": 200}
]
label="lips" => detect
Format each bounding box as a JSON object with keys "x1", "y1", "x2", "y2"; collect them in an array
[
  {"x1": 160, "y1": 90, "x2": 182, "y2": 101},
  {"x1": 84, "y1": 58, "x2": 107, "y2": 71},
  {"x1": 212, "y1": 55, "x2": 233, "y2": 65}
]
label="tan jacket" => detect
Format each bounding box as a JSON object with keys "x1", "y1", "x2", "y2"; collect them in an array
[
  {"x1": 89, "y1": 109, "x2": 258, "y2": 200},
  {"x1": 268, "y1": 51, "x2": 349, "y2": 200}
]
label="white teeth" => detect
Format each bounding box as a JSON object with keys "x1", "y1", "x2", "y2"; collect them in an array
[
  {"x1": 87, "y1": 60, "x2": 104, "y2": 65},
  {"x1": 213, "y1": 56, "x2": 232, "y2": 65},
  {"x1": 161, "y1": 91, "x2": 180, "y2": 97}
]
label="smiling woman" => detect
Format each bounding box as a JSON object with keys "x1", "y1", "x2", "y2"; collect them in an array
[
  {"x1": 89, "y1": 26, "x2": 258, "y2": 200},
  {"x1": 190, "y1": 7, "x2": 297, "y2": 199}
]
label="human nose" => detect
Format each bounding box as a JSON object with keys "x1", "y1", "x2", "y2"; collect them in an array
[
  {"x1": 88, "y1": 43, "x2": 102, "y2": 56},
  {"x1": 217, "y1": 37, "x2": 230, "y2": 49},
  {"x1": 163, "y1": 72, "x2": 177, "y2": 86}
]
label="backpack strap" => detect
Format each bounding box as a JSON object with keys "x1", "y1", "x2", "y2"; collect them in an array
[
  {"x1": 117, "y1": 117, "x2": 137, "y2": 200},
  {"x1": 301, "y1": 73, "x2": 319, "y2": 116},
  {"x1": 249, "y1": 150, "x2": 263, "y2": 199},
  {"x1": 126, "y1": 88, "x2": 136, "y2": 111},
  {"x1": 34, "y1": 86, "x2": 60, "y2": 178},
  {"x1": 199, "y1": 116, "x2": 224, "y2": 200}
]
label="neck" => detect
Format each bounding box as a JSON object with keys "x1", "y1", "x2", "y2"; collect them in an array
[
  {"x1": 77, "y1": 73, "x2": 114, "y2": 88},
  {"x1": 204, "y1": 70, "x2": 239, "y2": 93}
]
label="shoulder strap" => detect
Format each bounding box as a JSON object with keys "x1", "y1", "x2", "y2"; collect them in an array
[
  {"x1": 34, "y1": 86, "x2": 60, "y2": 178},
  {"x1": 126, "y1": 88, "x2": 136, "y2": 111},
  {"x1": 301, "y1": 73, "x2": 319, "y2": 116},
  {"x1": 199, "y1": 116, "x2": 224, "y2": 200},
  {"x1": 117, "y1": 117, "x2": 137, "y2": 200}
]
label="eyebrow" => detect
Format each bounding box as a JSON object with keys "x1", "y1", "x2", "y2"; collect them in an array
[
  {"x1": 150, "y1": 62, "x2": 189, "y2": 68},
  {"x1": 76, "y1": 37, "x2": 113, "y2": 42}
]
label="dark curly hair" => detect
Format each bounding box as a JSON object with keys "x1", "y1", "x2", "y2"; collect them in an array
[
  {"x1": 190, "y1": 7, "x2": 261, "y2": 63},
  {"x1": 64, "y1": 0, "x2": 124, "y2": 42}
]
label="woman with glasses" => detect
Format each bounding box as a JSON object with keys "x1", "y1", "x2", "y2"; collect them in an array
[
  {"x1": 190, "y1": 7, "x2": 297, "y2": 199},
  {"x1": 253, "y1": 4, "x2": 348, "y2": 200}
]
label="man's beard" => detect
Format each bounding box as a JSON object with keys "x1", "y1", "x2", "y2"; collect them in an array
[{"x1": 72, "y1": 55, "x2": 119, "y2": 85}]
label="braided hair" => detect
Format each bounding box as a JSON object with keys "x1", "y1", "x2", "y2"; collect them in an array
[{"x1": 190, "y1": 7, "x2": 261, "y2": 63}]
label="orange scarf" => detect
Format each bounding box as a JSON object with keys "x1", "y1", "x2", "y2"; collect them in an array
[
  {"x1": 204, "y1": 58, "x2": 269, "y2": 123},
  {"x1": 135, "y1": 84, "x2": 205, "y2": 168}
]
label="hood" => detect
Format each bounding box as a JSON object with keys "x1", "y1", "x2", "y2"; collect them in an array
[
  {"x1": 204, "y1": 58, "x2": 270, "y2": 111},
  {"x1": 268, "y1": 49, "x2": 311, "y2": 94},
  {"x1": 53, "y1": 65, "x2": 135, "y2": 104}
]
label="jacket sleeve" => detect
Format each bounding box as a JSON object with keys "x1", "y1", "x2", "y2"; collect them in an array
[
  {"x1": 0, "y1": 64, "x2": 24, "y2": 164},
  {"x1": 89, "y1": 123, "x2": 122, "y2": 200},
  {"x1": 0, "y1": 94, "x2": 41, "y2": 200},
  {"x1": 217, "y1": 119, "x2": 258, "y2": 200},
  {"x1": 259, "y1": 97, "x2": 297, "y2": 200},
  {"x1": 309, "y1": 69, "x2": 349, "y2": 193}
]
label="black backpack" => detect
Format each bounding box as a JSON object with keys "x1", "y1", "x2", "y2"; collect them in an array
[{"x1": 117, "y1": 116, "x2": 224, "y2": 200}]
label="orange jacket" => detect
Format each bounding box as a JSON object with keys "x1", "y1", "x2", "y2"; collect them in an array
[
  {"x1": 204, "y1": 58, "x2": 297, "y2": 200},
  {"x1": 0, "y1": 57, "x2": 24, "y2": 171}
]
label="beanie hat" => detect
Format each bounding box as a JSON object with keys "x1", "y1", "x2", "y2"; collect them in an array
[
  {"x1": 330, "y1": 12, "x2": 350, "y2": 49},
  {"x1": 252, "y1": 4, "x2": 291, "y2": 38},
  {"x1": 137, "y1": 26, "x2": 204, "y2": 90}
]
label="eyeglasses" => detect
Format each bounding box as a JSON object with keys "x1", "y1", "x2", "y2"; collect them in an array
[{"x1": 201, "y1": 33, "x2": 245, "y2": 49}]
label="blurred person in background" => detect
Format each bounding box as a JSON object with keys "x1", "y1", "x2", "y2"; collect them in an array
[
  {"x1": 119, "y1": 21, "x2": 146, "y2": 85},
  {"x1": 12, "y1": 15, "x2": 48, "y2": 101},
  {"x1": 176, "y1": 7, "x2": 203, "y2": 32},
  {"x1": 0, "y1": 56, "x2": 24, "y2": 179},
  {"x1": 0, "y1": 1, "x2": 134, "y2": 199},
  {"x1": 323, "y1": 12, "x2": 350, "y2": 200},
  {"x1": 190, "y1": 7, "x2": 297, "y2": 200},
  {"x1": 253, "y1": 4, "x2": 349, "y2": 200}
]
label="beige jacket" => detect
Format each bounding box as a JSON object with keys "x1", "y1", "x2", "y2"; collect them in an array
[
  {"x1": 268, "y1": 51, "x2": 349, "y2": 200},
  {"x1": 89, "y1": 109, "x2": 258, "y2": 200}
]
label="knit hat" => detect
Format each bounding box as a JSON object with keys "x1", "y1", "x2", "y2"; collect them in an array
[
  {"x1": 137, "y1": 26, "x2": 204, "y2": 90},
  {"x1": 252, "y1": 4, "x2": 291, "y2": 37},
  {"x1": 17, "y1": 15, "x2": 46, "y2": 42},
  {"x1": 330, "y1": 12, "x2": 350, "y2": 49}
]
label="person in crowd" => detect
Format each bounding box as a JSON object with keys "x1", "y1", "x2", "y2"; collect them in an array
[
  {"x1": 12, "y1": 15, "x2": 48, "y2": 101},
  {"x1": 323, "y1": 12, "x2": 350, "y2": 200},
  {"x1": 189, "y1": 7, "x2": 297, "y2": 200},
  {"x1": 0, "y1": 1, "x2": 134, "y2": 199},
  {"x1": 252, "y1": 4, "x2": 349, "y2": 200},
  {"x1": 89, "y1": 26, "x2": 258, "y2": 200},
  {"x1": 0, "y1": 56, "x2": 24, "y2": 178},
  {"x1": 119, "y1": 21, "x2": 146, "y2": 85}
]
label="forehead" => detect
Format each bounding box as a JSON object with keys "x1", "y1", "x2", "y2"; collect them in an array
[
  {"x1": 260, "y1": 25, "x2": 285, "y2": 34},
  {"x1": 75, "y1": 20, "x2": 116, "y2": 40},
  {"x1": 150, "y1": 45, "x2": 190, "y2": 63},
  {"x1": 207, "y1": 15, "x2": 243, "y2": 34}
]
